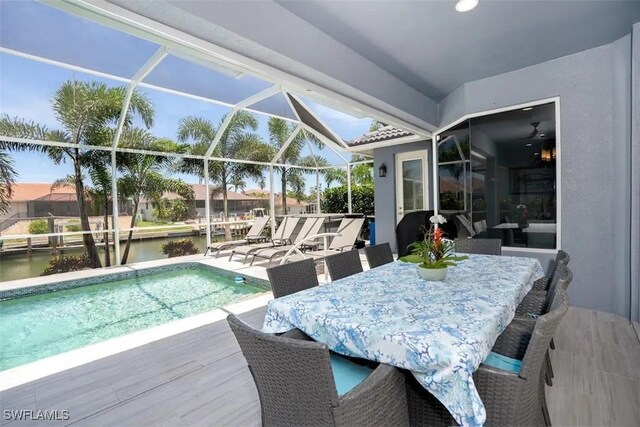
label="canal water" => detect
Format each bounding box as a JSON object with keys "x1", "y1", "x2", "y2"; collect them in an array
[{"x1": 0, "y1": 236, "x2": 209, "y2": 282}]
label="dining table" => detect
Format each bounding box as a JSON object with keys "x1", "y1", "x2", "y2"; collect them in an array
[{"x1": 262, "y1": 254, "x2": 545, "y2": 426}]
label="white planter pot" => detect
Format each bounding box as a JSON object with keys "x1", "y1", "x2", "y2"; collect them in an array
[{"x1": 418, "y1": 266, "x2": 448, "y2": 281}]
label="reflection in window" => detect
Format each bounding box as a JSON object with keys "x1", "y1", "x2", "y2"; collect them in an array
[{"x1": 438, "y1": 103, "x2": 557, "y2": 249}]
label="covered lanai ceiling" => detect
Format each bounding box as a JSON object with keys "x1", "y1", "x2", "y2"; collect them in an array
[
  {"x1": 277, "y1": 0, "x2": 640, "y2": 100},
  {"x1": 104, "y1": 0, "x2": 639, "y2": 110}
]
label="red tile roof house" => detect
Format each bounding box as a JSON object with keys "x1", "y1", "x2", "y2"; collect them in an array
[{"x1": 1, "y1": 183, "x2": 132, "y2": 232}]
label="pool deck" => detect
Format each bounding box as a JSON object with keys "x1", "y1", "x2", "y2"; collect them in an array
[
  {"x1": 1, "y1": 305, "x2": 639, "y2": 426},
  {"x1": 2, "y1": 252, "x2": 639, "y2": 426}
]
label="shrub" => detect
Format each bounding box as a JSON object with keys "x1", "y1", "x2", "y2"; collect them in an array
[
  {"x1": 153, "y1": 199, "x2": 191, "y2": 222},
  {"x1": 66, "y1": 224, "x2": 82, "y2": 232},
  {"x1": 161, "y1": 239, "x2": 200, "y2": 258},
  {"x1": 28, "y1": 219, "x2": 49, "y2": 234},
  {"x1": 321, "y1": 184, "x2": 374, "y2": 216},
  {"x1": 41, "y1": 254, "x2": 91, "y2": 276},
  {"x1": 321, "y1": 185, "x2": 374, "y2": 238}
]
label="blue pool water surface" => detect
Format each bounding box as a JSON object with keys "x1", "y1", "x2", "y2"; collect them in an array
[{"x1": 0, "y1": 267, "x2": 264, "y2": 371}]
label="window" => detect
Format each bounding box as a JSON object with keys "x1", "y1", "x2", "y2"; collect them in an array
[{"x1": 437, "y1": 102, "x2": 558, "y2": 250}]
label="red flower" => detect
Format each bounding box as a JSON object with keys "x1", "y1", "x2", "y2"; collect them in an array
[{"x1": 433, "y1": 227, "x2": 443, "y2": 251}]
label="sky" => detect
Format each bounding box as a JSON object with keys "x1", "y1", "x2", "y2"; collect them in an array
[{"x1": 0, "y1": 1, "x2": 373, "y2": 193}]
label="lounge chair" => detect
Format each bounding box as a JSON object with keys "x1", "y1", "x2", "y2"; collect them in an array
[
  {"x1": 203, "y1": 216, "x2": 269, "y2": 258},
  {"x1": 249, "y1": 216, "x2": 325, "y2": 267},
  {"x1": 286, "y1": 217, "x2": 365, "y2": 263},
  {"x1": 228, "y1": 216, "x2": 300, "y2": 263}
]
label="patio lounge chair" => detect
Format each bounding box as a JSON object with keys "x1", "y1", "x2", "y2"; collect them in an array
[
  {"x1": 227, "y1": 314, "x2": 409, "y2": 427},
  {"x1": 404, "y1": 289, "x2": 569, "y2": 427},
  {"x1": 287, "y1": 217, "x2": 366, "y2": 263},
  {"x1": 249, "y1": 217, "x2": 325, "y2": 267},
  {"x1": 204, "y1": 216, "x2": 269, "y2": 258},
  {"x1": 267, "y1": 258, "x2": 319, "y2": 298},
  {"x1": 228, "y1": 216, "x2": 300, "y2": 263}
]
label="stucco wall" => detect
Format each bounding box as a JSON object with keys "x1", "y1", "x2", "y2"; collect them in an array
[
  {"x1": 438, "y1": 36, "x2": 633, "y2": 318},
  {"x1": 631, "y1": 23, "x2": 640, "y2": 322},
  {"x1": 373, "y1": 140, "x2": 433, "y2": 253}
]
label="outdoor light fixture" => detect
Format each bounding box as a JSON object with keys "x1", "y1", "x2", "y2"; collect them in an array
[
  {"x1": 379, "y1": 163, "x2": 387, "y2": 178},
  {"x1": 455, "y1": 0, "x2": 479, "y2": 12}
]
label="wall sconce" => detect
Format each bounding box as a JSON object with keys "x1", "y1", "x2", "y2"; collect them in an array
[{"x1": 378, "y1": 163, "x2": 387, "y2": 178}]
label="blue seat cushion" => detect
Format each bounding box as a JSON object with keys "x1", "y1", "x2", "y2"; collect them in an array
[
  {"x1": 483, "y1": 351, "x2": 522, "y2": 373},
  {"x1": 330, "y1": 354, "x2": 373, "y2": 396}
]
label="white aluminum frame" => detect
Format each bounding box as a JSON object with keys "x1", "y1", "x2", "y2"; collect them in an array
[{"x1": 0, "y1": 0, "x2": 386, "y2": 270}]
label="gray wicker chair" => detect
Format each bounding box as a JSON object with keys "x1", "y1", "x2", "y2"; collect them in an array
[
  {"x1": 267, "y1": 258, "x2": 319, "y2": 298},
  {"x1": 325, "y1": 249, "x2": 363, "y2": 281},
  {"x1": 454, "y1": 238, "x2": 502, "y2": 255},
  {"x1": 516, "y1": 262, "x2": 573, "y2": 318},
  {"x1": 364, "y1": 243, "x2": 394, "y2": 269},
  {"x1": 227, "y1": 314, "x2": 409, "y2": 427},
  {"x1": 531, "y1": 249, "x2": 570, "y2": 291},
  {"x1": 404, "y1": 289, "x2": 569, "y2": 427}
]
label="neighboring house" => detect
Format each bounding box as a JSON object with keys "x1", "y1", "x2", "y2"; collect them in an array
[
  {"x1": 137, "y1": 185, "x2": 270, "y2": 221},
  {"x1": 244, "y1": 189, "x2": 309, "y2": 215},
  {"x1": 1, "y1": 183, "x2": 130, "y2": 220}
]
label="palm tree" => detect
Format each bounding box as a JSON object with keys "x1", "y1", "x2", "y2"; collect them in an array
[
  {"x1": 0, "y1": 150, "x2": 17, "y2": 214},
  {"x1": 267, "y1": 118, "x2": 323, "y2": 214},
  {"x1": 369, "y1": 120, "x2": 387, "y2": 132},
  {"x1": 350, "y1": 154, "x2": 374, "y2": 186},
  {"x1": 177, "y1": 111, "x2": 272, "y2": 240},
  {"x1": 50, "y1": 158, "x2": 114, "y2": 266},
  {"x1": 0, "y1": 81, "x2": 154, "y2": 267},
  {"x1": 117, "y1": 129, "x2": 194, "y2": 265},
  {"x1": 228, "y1": 175, "x2": 246, "y2": 193},
  {"x1": 324, "y1": 168, "x2": 347, "y2": 187}
]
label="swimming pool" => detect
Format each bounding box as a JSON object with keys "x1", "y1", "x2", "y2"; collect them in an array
[{"x1": 0, "y1": 264, "x2": 268, "y2": 371}]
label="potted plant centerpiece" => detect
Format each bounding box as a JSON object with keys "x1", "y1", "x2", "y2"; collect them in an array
[{"x1": 400, "y1": 215, "x2": 468, "y2": 281}]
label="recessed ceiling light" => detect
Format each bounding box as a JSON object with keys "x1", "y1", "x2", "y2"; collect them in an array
[
  {"x1": 455, "y1": 0, "x2": 479, "y2": 12},
  {"x1": 533, "y1": 152, "x2": 539, "y2": 156},
  {"x1": 526, "y1": 143, "x2": 532, "y2": 147},
  {"x1": 540, "y1": 133, "x2": 546, "y2": 137},
  {"x1": 522, "y1": 107, "x2": 533, "y2": 111}
]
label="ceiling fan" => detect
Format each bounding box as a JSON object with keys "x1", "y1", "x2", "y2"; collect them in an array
[{"x1": 527, "y1": 122, "x2": 540, "y2": 138}]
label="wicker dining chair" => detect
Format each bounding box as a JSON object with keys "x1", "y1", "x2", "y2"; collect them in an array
[
  {"x1": 516, "y1": 262, "x2": 573, "y2": 318},
  {"x1": 364, "y1": 243, "x2": 394, "y2": 269},
  {"x1": 267, "y1": 258, "x2": 318, "y2": 298},
  {"x1": 227, "y1": 314, "x2": 409, "y2": 427},
  {"x1": 454, "y1": 238, "x2": 502, "y2": 255},
  {"x1": 516, "y1": 263, "x2": 573, "y2": 390},
  {"x1": 404, "y1": 289, "x2": 569, "y2": 427},
  {"x1": 531, "y1": 249, "x2": 570, "y2": 291},
  {"x1": 325, "y1": 250, "x2": 364, "y2": 281}
]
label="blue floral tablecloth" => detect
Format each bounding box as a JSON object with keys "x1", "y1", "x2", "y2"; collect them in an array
[{"x1": 263, "y1": 254, "x2": 544, "y2": 426}]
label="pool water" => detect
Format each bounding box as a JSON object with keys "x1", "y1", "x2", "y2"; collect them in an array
[{"x1": 0, "y1": 267, "x2": 265, "y2": 371}]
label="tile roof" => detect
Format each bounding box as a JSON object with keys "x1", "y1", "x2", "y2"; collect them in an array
[
  {"x1": 348, "y1": 125, "x2": 413, "y2": 146},
  {"x1": 9, "y1": 183, "x2": 76, "y2": 202},
  {"x1": 9, "y1": 183, "x2": 307, "y2": 206}
]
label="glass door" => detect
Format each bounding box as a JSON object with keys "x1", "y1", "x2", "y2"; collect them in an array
[{"x1": 395, "y1": 150, "x2": 429, "y2": 224}]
